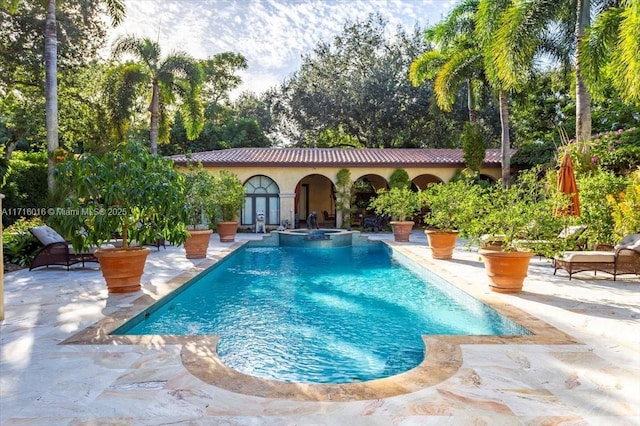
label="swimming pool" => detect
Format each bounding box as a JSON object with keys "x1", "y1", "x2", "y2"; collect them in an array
[{"x1": 114, "y1": 243, "x2": 531, "y2": 384}]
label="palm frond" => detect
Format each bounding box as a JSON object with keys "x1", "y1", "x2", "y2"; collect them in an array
[
  {"x1": 434, "y1": 48, "x2": 483, "y2": 111},
  {"x1": 492, "y1": 0, "x2": 563, "y2": 90},
  {"x1": 112, "y1": 36, "x2": 161, "y2": 71},
  {"x1": 181, "y1": 94, "x2": 205, "y2": 140},
  {"x1": 105, "y1": 0, "x2": 125, "y2": 26},
  {"x1": 409, "y1": 50, "x2": 446, "y2": 86},
  {"x1": 612, "y1": 4, "x2": 640, "y2": 103},
  {"x1": 104, "y1": 63, "x2": 149, "y2": 143},
  {"x1": 158, "y1": 102, "x2": 169, "y2": 143},
  {"x1": 475, "y1": 0, "x2": 510, "y2": 44},
  {"x1": 580, "y1": 7, "x2": 623, "y2": 98},
  {"x1": 436, "y1": 0, "x2": 480, "y2": 46},
  {"x1": 162, "y1": 53, "x2": 203, "y2": 85},
  {"x1": 476, "y1": 0, "x2": 511, "y2": 89}
]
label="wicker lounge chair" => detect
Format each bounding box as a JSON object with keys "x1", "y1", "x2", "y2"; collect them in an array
[
  {"x1": 553, "y1": 233, "x2": 640, "y2": 280},
  {"x1": 29, "y1": 226, "x2": 100, "y2": 271}
]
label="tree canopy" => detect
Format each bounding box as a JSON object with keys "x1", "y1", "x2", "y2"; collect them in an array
[{"x1": 266, "y1": 14, "x2": 476, "y2": 148}]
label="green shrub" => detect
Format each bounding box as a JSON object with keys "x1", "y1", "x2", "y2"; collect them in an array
[
  {"x1": 466, "y1": 167, "x2": 568, "y2": 253},
  {"x1": 389, "y1": 169, "x2": 411, "y2": 190},
  {"x1": 607, "y1": 169, "x2": 640, "y2": 240},
  {"x1": 211, "y1": 170, "x2": 245, "y2": 222},
  {"x1": 1, "y1": 151, "x2": 48, "y2": 226},
  {"x1": 461, "y1": 123, "x2": 486, "y2": 172},
  {"x1": 577, "y1": 170, "x2": 628, "y2": 245},
  {"x1": 182, "y1": 163, "x2": 217, "y2": 229},
  {"x1": 590, "y1": 128, "x2": 640, "y2": 176},
  {"x1": 369, "y1": 187, "x2": 420, "y2": 222},
  {"x1": 511, "y1": 141, "x2": 557, "y2": 170},
  {"x1": 2, "y1": 216, "x2": 45, "y2": 267},
  {"x1": 420, "y1": 173, "x2": 484, "y2": 235},
  {"x1": 335, "y1": 168, "x2": 354, "y2": 228}
]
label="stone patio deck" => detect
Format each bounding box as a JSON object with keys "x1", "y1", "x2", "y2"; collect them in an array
[{"x1": 1, "y1": 230, "x2": 638, "y2": 425}]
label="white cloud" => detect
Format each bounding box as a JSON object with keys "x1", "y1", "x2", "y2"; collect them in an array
[{"x1": 108, "y1": 0, "x2": 451, "y2": 96}]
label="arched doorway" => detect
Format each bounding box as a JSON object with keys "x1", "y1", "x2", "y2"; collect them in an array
[
  {"x1": 352, "y1": 174, "x2": 388, "y2": 227},
  {"x1": 295, "y1": 174, "x2": 335, "y2": 228},
  {"x1": 242, "y1": 175, "x2": 280, "y2": 228}
]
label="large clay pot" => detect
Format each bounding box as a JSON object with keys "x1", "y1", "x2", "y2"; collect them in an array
[
  {"x1": 425, "y1": 229, "x2": 459, "y2": 259},
  {"x1": 479, "y1": 249, "x2": 534, "y2": 293},
  {"x1": 390, "y1": 221, "x2": 414, "y2": 242},
  {"x1": 216, "y1": 221, "x2": 239, "y2": 242},
  {"x1": 184, "y1": 229, "x2": 213, "y2": 259},
  {"x1": 94, "y1": 247, "x2": 151, "y2": 294}
]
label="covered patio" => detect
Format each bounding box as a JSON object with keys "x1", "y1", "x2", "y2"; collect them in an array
[{"x1": 171, "y1": 147, "x2": 508, "y2": 230}]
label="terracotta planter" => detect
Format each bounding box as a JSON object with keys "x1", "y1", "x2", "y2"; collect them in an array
[
  {"x1": 94, "y1": 247, "x2": 151, "y2": 294},
  {"x1": 216, "y1": 221, "x2": 239, "y2": 242},
  {"x1": 479, "y1": 249, "x2": 534, "y2": 293},
  {"x1": 390, "y1": 221, "x2": 414, "y2": 242},
  {"x1": 184, "y1": 229, "x2": 213, "y2": 259},
  {"x1": 425, "y1": 229, "x2": 459, "y2": 259}
]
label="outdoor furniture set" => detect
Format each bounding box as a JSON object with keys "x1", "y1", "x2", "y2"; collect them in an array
[{"x1": 553, "y1": 233, "x2": 640, "y2": 280}]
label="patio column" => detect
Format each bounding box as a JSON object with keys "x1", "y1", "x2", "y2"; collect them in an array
[{"x1": 279, "y1": 192, "x2": 295, "y2": 228}]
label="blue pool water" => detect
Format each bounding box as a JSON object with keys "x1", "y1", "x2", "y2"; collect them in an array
[{"x1": 115, "y1": 243, "x2": 531, "y2": 384}]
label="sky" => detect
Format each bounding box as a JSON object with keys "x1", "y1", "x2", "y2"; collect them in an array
[{"x1": 108, "y1": 0, "x2": 454, "y2": 97}]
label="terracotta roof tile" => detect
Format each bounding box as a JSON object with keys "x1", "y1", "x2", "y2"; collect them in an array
[{"x1": 170, "y1": 148, "x2": 513, "y2": 167}]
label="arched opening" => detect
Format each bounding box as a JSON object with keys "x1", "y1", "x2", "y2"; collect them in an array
[
  {"x1": 412, "y1": 174, "x2": 444, "y2": 190},
  {"x1": 242, "y1": 175, "x2": 280, "y2": 229},
  {"x1": 295, "y1": 174, "x2": 336, "y2": 228},
  {"x1": 351, "y1": 174, "x2": 388, "y2": 227},
  {"x1": 478, "y1": 174, "x2": 497, "y2": 185}
]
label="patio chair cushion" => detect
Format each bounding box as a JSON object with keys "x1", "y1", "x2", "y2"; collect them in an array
[
  {"x1": 555, "y1": 251, "x2": 615, "y2": 264},
  {"x1": 615, "y1": 233, "x2": 640, "y2": 252},
  {"x1": 557, "y1": 225, "x2": 588, "y2": 239},
  {"x1": 30, "y1": 225, "x2": 66, "y2": 246}
]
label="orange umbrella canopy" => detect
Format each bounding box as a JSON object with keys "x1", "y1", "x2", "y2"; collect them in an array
[{"x1": 557, "y1": 152, "x2": 580, "y2": 216}]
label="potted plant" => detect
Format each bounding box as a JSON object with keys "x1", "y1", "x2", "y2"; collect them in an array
[
  {"x1": 51, "y1": 141, "x2": 188, "y2": 293},
  {"x1": 419, "y1": 175, "x2": 483, "y2": 259},
  {"x1": 181, "y1": 163, "x2": 217, "y2": 258},
  {"x1": 211, "y1": 170, "x2": 245, "y2": 242},
  {"x1": 368, "y1": 187, "x2": 420, "y2": 242},
  {"x1": 467, "y1": 168, "x2": 566, "y2": 293}
]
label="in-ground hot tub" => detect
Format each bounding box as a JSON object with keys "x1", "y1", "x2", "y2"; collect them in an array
[{"x1": 276, "y1": 228, "x2": 354, "y2": 247}]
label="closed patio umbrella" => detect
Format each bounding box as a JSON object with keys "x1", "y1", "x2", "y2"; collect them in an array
[{"x1": 557, "y1": 152, "x2": 580, "y2": 216}]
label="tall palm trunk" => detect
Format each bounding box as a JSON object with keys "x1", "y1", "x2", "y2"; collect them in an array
[
  {"x1": 44, "y1": 0, "x2": 58, "y2": 193},
  {"x1": 148, "y1": 79, "x2": 160, "y2": 155},
  {"x1": 467, "y1": 79, "x2": 477, "y2": 124},
  {"x1": 575, "y1": 0, "x2": 592, "y2": 142},
  {"x1": 498, "y1": 90, "x2": 510, "y2": 187}
]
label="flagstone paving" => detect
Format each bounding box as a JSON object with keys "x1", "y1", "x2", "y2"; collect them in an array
[{"x1": 1, "y1": 231, "x2": 638, "y2": 425}]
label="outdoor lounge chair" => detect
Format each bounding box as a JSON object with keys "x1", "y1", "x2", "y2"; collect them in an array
[
  {"x1": 514, "y1": 225, "x2": 588, "y2": 255},
  {"x1": 29, "y1": 225, "x2": 101, "y2": 271},
  {"x1": 553, "y1": 233, "x2": 640, "y2": 281}
]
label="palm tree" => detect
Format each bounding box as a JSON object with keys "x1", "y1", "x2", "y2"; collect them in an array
[
  {"x1": 410, "y1": 0, "x2": 514, "y2": 185},
  {"x1": 490, "y1": 0, "x2": 598, "y2": 142},
  {"x1": 580, "y1": 0, "x2": 640, "y2": 105},
  {"x1": 476, "y1": 0, "x2": 514, "y2": 186},
  {"x1": 44, "y1": 0, "x2": 57, "y2": 193},
  {"x1": 409, "y1": 0, "x2": 483, "y2": 124},
  {"x1": 110, "y1": 36, "x2": 204, "y2": 155},
  {"x1": 44, "y1": 0, "x2": 125, "y2": 192}
]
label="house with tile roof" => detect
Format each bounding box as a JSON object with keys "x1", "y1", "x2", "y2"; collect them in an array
[{"x1": 171, "y1": 147, "x2": 512, "y2": 230}]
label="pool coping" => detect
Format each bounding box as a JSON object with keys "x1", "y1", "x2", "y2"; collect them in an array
[{"x1": 61, "y1": 239, "x2": 579, "y2": 402}]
